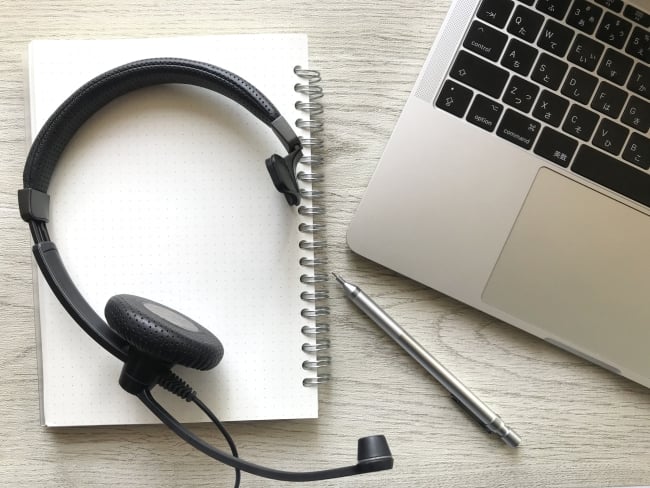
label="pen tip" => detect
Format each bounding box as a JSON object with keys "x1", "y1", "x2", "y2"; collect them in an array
[
  {"x1": 501, "y1": 428, "x2": 522, "y2": 448},
  {"x1": 332, "y1": 272, "x2": 345, "y2": 285}
]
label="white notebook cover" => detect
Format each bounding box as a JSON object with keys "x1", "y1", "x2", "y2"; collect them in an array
[{"x1": 25, "y1": 34, "x2": 319, "y2": 426}]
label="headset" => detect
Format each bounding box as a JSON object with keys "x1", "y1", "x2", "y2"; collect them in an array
[{"x1": 18, "y1": 58, "x2": 393, "y2": 485}]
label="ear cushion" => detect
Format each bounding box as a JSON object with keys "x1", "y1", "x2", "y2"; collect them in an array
[{"x1": 105, "y1": 294, "x2": 223, "y2": 371}]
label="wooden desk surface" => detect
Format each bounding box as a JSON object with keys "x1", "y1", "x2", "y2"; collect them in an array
[{"x1": 1, "y1": 1, "x2": 648, "y2": 486}]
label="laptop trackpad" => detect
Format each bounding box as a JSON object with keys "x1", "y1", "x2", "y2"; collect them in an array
[{"x1": 483, "y1": 168, "x2": 650, "y2": 376}]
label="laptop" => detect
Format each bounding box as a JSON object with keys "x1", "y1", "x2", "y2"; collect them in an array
[{"x1": 348, "y1": 0, "x2": 650, "y2": 388}]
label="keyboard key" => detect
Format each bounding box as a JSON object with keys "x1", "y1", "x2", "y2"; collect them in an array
[
  {"x1": 477, "y1": 0, "x2": 516, "y2": 29},
  {"x1": 567, "y1": 0, "x2": 603, "y2": 35},
  {"x1": 463, "y1": 21, "x2": 509, "y2": 62},
  {"x1": 592, "y1": 118, "x2": 629, "y2": 155},
  {"x1": 596, "y1": 12, "x2": 632, "y2": 49},
  {"x1": 519, "y1": 0, "x2": 535, "y2": 5},
  {"x1": 621, "y1": 95, "x2": 650, "y2": 132},
  {"x1": 450, "y1": 50, "x2": 510, "y2": 99},
  {"x1": 508, "y1": 5, "x2": 545, "y2": 42},
  {"x1": 531, "y1": 52, "x2": 569, "y2": 90},
  {"x1": 535, "y1": 0, "x2": 571, "y2": 20},
  {"x1": 497, "y1": 109, "x2": 541, "y2": 149},
  {"x1": 563, "y1": 104, "x2": 600, "y2": 140},
  {"x1": 623, "y1": 5, "x2": 650, "y2": 28},
  {"x1": 435, "y1": 79, "x2": 474, "y2": 117},
  {"x1": 625, "y1": 26, "x2": 650, "y2": 63},
  {"x1": 503, "y1": 75, "x2": 540, "y2": 112},
  {"x1": 597, "y1": 47, "x2": 635, "y2": 85},
  {"x1": 501, "y1": 38, "x2": 539, "y2": 76},
  {"x1": 533, "y1": 89, "x2": 570, "y2": 127},
  {"x1": 591, "y1": 80, "x2": 628, "y2": 118},
  {"x1": 568, "y1": 34, "x2": 605, "y2": 71},
  {"x1": 562, "y1": 67, "x2": 599, "y2": 104},
  {"x1": 538, "y1": 19, "x2": 575, "y2": 57},
  {"x1": 534, "y1": 127, "x2": 579, "y2": 167},
  {"x1": 466, "y1": 94, "x2": 504, "y2": 132},
  {"x1": 627, "y1": 63, "x2": 649, "y2": 100},
  {"x1": 622, "y1": 133, "x2": 649, "y2": 170},
  {"x1": 572, "y1": 145, "x2": 650, "y2": 208},
  {"x1": 593, "y1": 0, "x2": 623, "y2": 13}
]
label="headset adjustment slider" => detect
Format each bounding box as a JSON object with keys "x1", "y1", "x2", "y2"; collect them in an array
[
  {"x1": 266, "y1": 146, "x2": 303, "y2": 206},
  {"x1": 18, "y1": 188, "x2": 50, "y2": 222}
]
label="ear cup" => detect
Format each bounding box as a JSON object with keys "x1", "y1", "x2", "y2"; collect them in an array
[{"x1": 105, "y1": 294, "x2": 224, "y2": 371}]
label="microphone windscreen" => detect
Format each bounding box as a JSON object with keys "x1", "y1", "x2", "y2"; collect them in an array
[{"x1": 357, "y1": 435, "x2": 394, "y2": 472}]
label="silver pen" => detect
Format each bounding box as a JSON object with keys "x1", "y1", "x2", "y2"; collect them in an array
[{"x1": 333, "y1": 273, "x2": 521, "y2": 448}]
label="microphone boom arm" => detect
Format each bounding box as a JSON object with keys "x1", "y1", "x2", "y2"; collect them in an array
[{"x1": 137, "y1": 389, "x2": 393, "y2": 483}]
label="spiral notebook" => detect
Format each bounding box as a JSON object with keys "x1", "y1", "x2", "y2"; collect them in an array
[{"x1": 25, "y1": 34, "x2": 329, "y2": 426}]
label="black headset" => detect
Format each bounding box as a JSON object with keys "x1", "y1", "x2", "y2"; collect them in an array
[{"x1": 18, "y1": 58, "x2": 393, "y2": 484}]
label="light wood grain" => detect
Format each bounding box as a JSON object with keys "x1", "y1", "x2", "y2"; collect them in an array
[{"x1": 1, "y1": 1, "x2": 649, "y2": 487}]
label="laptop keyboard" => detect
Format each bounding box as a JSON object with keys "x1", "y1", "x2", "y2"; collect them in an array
[{"x1": 435, "y1": 0, "x2": 650, "y2": 207}]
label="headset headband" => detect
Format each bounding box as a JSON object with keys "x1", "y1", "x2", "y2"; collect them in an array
[
  {"x1": 22, "y1": 57, "x2": 303, "y2": 196},
  {"x1": 18, "y1": 58, "x2": 305, "y2": 361}
]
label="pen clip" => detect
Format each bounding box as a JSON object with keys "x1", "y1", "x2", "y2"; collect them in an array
[{"x1": 450, "y1": 395, "x2": 491, "y2": 434}]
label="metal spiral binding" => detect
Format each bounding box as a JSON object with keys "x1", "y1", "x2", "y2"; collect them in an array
[{"x1": 294, "y1": 65, "x2": 331, "y2": 387}]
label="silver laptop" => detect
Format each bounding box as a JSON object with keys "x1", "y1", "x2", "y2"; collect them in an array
[{"x1": 348, "y1": 0, "x2": 650, "y2": 388}]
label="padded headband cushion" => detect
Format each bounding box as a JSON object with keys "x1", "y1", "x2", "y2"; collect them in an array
[
  {"x1": 23, "y1": 57, "x2": 281, "y2": 193},
  {"x1": 105, "y1": 294, "x2": 224, "y2": 371}
]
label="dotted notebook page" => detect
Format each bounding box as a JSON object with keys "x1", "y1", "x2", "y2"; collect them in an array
[{"x1": 27, "y1": 35, "x2": 318, "y2": 426}]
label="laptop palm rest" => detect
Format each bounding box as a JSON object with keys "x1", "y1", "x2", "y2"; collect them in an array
[{"x1": 483, "y1": 168, "x2": 650, "y2": 378}]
